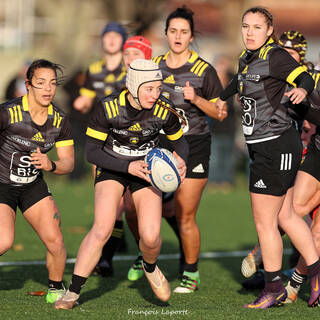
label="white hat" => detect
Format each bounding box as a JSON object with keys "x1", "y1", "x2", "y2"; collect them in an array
[{"x1": 126, "y1": 59, "x2": 163, "y2": 106}]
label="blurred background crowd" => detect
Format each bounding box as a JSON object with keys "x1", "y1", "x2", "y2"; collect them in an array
[{"x1": 0, "y1": 0, "x2": 320, "y2": 188}]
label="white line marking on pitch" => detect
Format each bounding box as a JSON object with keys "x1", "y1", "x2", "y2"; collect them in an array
[{"x1": 0, "y1": 249, "x2": 292, "y2": 267}]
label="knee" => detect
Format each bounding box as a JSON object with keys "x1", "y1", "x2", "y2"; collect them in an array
[
  {"x1": 91, "y1": 225, "x2": 111, "y2": 245},
  {"x1": 293, "y1": 200, "x2": 308, "y2": 217},
  {"x1": 45, "y1": 234, "x2": 65, "y2": 255},
  {"x1": 177, "y1": 211, "x2": 196, "y2": 228},
  {"x1": 140, "y1": 231, "x2": 161, "y2": 250}
]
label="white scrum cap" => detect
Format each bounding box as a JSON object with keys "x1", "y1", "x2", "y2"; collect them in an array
[{"x1": 126, "y1": 59, "x2": 163, "y2": 105}]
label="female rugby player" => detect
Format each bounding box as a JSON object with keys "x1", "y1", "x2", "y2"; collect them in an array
[
  {"x1": 152, "y1": 6, "x2": 226, "y2": 293},
  {"x1": 0, "y1": 59, "x2": 74, "y2": 303},
  {"x1": 54, "y1": 59, "x2": 188, "y2": 309},
  {"x1": 217, "y1": 7, "x2": 320, "y2": 308}
]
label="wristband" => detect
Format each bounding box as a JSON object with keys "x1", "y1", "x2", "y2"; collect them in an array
[{"x1": 50, "y1": 161, "x2": 57, "y2": 172}]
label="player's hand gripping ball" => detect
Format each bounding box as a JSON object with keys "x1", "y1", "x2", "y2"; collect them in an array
[{"x1": 145, "y1": 148, "x2": 181, "y2": 192}]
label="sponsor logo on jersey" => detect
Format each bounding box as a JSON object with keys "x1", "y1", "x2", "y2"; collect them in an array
[
  {"x1": 93, "y1": 81, "x2": 104, "y2": 89},
  {"x1": 192, "y1": 163, "x2": 204, "y2": 173},
  {"x1": 174, "y1": 86, "x2": 184, "y2": 93},
  {"x1": 245, "y1": 74, "x2": 261, "y2": 81},
  {"x1": 164, "y1": 75, "x2": 175, "y2": 84},
  {"x1": 10, "y1": 136, "x2": 31, "y2": 147},
  {"x1": 31, "y1": 132, "x2": 44, "y2": 142},
  {"x1": 113, "y1": 128, "x2": 128, "y2": 135},
  {"x1": 254, "y1": 179, "x2": 267, "y2": 188},
  {"x1": 128, "y1": 123, "x2": 142, "y2": 131}
]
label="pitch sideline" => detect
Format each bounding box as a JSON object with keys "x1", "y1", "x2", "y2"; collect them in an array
[{"x1": 0, "y1": 249, "x2": 292, "y2": 267}]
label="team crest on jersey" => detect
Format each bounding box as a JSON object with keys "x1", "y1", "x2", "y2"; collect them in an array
[
  {"x1": 105, "y1": 74, "x2": 116, "y2": 83},
  {"x1": 130, "y1": 137, "x2": 139, "y2": 144},
  {"x1": 162, "y1": 92, "x2": 170, "y2": 99},
  {"x1": 31, "y1": 132, "x2": 44, "y2": 142},
  {"x1": 164, "y1": 75, "x2": 175, "y2": 84},
  {"x1": 128, "y1": 123, "x2": 142, "y2": 131}
]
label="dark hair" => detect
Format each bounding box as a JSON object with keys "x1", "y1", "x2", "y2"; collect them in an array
[
  {"x1": 242, "y1": 6, "x2": 276, "y2": 40},
  {"x1": 165, "y1": 6, "x2": 194, "y2": 36},
  {"x1": 26, "y1": 59, "x2": 64, "y2": 85}
]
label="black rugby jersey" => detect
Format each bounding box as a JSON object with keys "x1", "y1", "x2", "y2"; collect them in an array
[
  {"x1": 86, "y1": 90, "x2": 183, "y2": 161},
  {"x1": 80, "y1": 59, "x2": 126, "y2": 101},
  {"x1": 237, "y1": 38, "x2": 310, "y2": 143},
  {"x1": 0, "y1": 95, "x2": 74, "y2": 185},
  {"x1": 309, "y1": 69, "x2": 320, "y2": 149},
  {"x1": 152, "y1": 51, "x2": 222, "y2": 136}
]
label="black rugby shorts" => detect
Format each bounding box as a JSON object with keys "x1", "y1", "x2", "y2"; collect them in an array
[
  {"x1": 299, "y1": 136, "x2": 320, "y2": 182},
  {"x1": 0, "y1": 178, "x2": 51, "y2": 213},
  {"x1": 247, "y1": 126, "x2": 302, "y2": 196},
  {"x1": 95, "y1": 168, "x2": 151, "y2": 194}
]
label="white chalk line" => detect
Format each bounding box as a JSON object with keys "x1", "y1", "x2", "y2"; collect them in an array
[{"x1": 0, "y1": 248, "x2": 292, "y2": 267}]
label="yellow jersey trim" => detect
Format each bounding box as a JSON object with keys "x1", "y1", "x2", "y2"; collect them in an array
[
  {"x1": 119, "y1": 90, "x2": 127, "y2": 106},
  {"x1": 55, "y1": 139, "x2": 74, "y2": 148},
  {"x1": 80, "y1": 87, "x2": 96, "y2": 99},
  {"x1": 22, "y1": 95, "x2": 29, "y2": 111},
  {"x1": 286, "y1": 66, "x2": 306, "y2": 85},
  {"x1": 86, "y1": 127, "x2": 108, "y2": 141},
  {"x1": 166, "y1": 128, "x2": 183, "y2": 141}
]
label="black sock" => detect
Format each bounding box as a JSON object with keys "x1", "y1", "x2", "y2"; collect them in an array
[
  {"x1": 101, "y1": 220, "x2": 123, "y2": 262},
  {"x1": 165, "y1": 216, "x2": 185, "y2": 262},
  {"x1": 184, "y1": 262, "x2": 198, "y2": 273},
  {"x1": 290, "y1": 270, "x2": 307, "y2": 289},
  {"x1": 265, "y1": 270, "x2": 283, "y2": 293},
  {"x1": 48, "y1": 279, "x2": 64, "y2": 290},
  {"x1": 307, "y1": 259, "x2": 320, "y2": 277},
  {"x1": 69, "y1": 274, "x2": 87, "y2": 295},
  {"x1": 143, "y1": 259, "x2": 156, "y2": 273}
]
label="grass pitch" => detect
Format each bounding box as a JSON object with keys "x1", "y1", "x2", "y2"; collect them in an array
[{"x1": 0, "y1": 176, "x2": 317, "y2": 319}]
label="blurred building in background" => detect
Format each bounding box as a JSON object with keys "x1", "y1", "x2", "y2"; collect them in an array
[{"x1": 1, "y1": 0, "x2": 320, "y2": 101}]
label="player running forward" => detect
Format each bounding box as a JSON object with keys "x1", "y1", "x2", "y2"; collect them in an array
[
  {"x1": 54, "y1": 59, "x2": 188, "y2": 309},
  {"x1": 94, "y1": 35, "x2": 153, "y2": 278},
  {"x1": 0, "y1": 59, "x2": 74, "y2": 303},
  {"x1": 216, "y1": 7, "x2": 320, "y2": 308},
  {"x1": 149, "y1": 6, "x2": 226, "y2": 293}
]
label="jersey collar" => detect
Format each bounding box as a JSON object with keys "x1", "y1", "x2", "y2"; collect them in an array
[
  {"x1": 162, "y1": 50, "x2": 199, "y2": 64},
  {"x1": 22, "y1": 94, "x2": 54, "y2": 115}
]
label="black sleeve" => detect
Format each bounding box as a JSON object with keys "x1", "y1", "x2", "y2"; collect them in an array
[
  {"x1": 0, "y1": 108, "x2": 9, "y2": 131},
  {"x1": 269, "y1": 48, "x2": 314, "y2": 93},
  {"x1": 86, "y1": 138, "x2": 130, "y2": 173},
  {"x1": 294, "y1": 72, "x2": 315, "y2": 95},
  {"x1": 288, "y1": 103, "x2": 320, "y2": 126},
  {"x1": 219, "y1": 75, "x2": 238, "y2": 101},
  {"x1": 169, "y1": 136, "x2": 189, "y2": 163},
  {"x1": 201, "y1": 65, "x2": 223, "y2": 101}
]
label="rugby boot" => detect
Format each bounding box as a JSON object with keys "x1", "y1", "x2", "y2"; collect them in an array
[
  {"x1": 143, "y1": 265, "x2": 171, "y2": 302},
  {"x1": 174, "y1": 271, "x2": 200, "y2": 293},
  {"x1": 244, "y1": 287, "x2": 287, "y2": 309},
  {"x1": 308, "y1": 273, "x2": 320, "y2": 307},
  {"x1": 127, "y1": 255, "x2": 144, "y2": 281},
  {"x1": 46, "y1": 285, "x2": 66, "y2": 303},
  {"x1": 54, "y1": 290, "x2": 79, "y2": 310},
  {"x1": 284, "y1": 281, "x2": 299, "y2": 303},
  {"x1": 241, "y1": 244, "x2": 262, "y2": 278}
]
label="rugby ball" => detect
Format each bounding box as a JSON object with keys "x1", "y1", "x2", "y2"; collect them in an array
[{"x1": 145, "y1": 148, "x2": 181, "y2": 193}]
